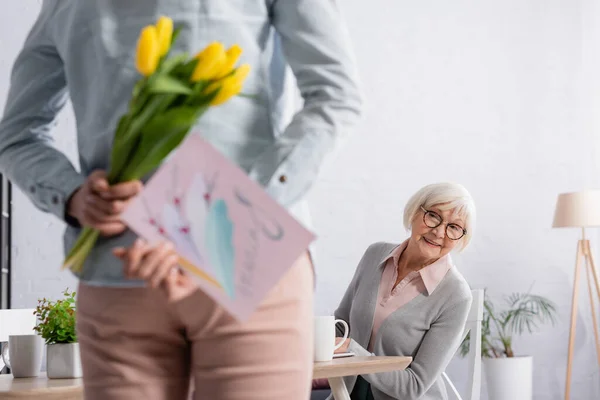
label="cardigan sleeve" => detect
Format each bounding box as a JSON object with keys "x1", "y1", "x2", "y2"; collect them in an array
[
  {"x1": 333, "y1": 243, "x2": 380, "y2": 337},
  {"x1": 348, "y1": 296, "x2": 472, "y2": 398}
]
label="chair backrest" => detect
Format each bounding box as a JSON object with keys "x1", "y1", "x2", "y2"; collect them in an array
[{"x1": 442, "y1": 289, "x2": 484, "y2": 400}]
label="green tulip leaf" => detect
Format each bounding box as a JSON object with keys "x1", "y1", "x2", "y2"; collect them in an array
[
  {"x1": 120, "y1": 106, "x2": 207, "y2": 180},
  {"x1": 148, "y1": 75, "x2": 193, "y2": 95},
  {"x1": 158, "y1": 52, "x2": 189, "y2": 75}
]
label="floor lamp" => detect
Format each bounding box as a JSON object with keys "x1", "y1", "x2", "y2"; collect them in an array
[{"x1": 553, "y1": 190, "x2": 600, "y2": 400}]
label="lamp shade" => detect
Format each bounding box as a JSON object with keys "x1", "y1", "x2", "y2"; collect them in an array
[{"x1": 552, "y1": 190, "x2": 600, "y2": 228}]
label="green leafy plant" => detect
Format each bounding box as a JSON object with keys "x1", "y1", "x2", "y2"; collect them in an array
[
  {"x1": 33, "y1": 289, "x2": 77, "y2": 345},
  {"x1": 461, "y1": 291, "x2": 557, "y2": 358}
]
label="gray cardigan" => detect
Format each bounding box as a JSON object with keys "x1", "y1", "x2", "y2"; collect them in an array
[{"x1": 333, "y1": 242, "x2": 472, "y2": 400}]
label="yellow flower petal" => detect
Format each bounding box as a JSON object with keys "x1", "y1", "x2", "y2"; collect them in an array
[
  {"x1": 210, "y1": 82, "x2": 242, "y2": 106},
  {"x1": 233, "y1": 64, "x2": 251, "y2": 84},
  {"x1": 206, "y1": 64, "x2": 251, "y2": 106},
  {"x1": 156, "y1": 16, "x2": 173, "y2": 57},
  {"x1": 191, "y1": 42, "x2": 227, "y2": 82},
  {"x1": 214, "y1": 45, "x2": 243, "y2": 79},
  {"x1": 135, "y1": 25, "x2": 160, "y2": 76}
]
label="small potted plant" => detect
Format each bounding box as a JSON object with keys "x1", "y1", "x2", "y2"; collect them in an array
[
  {"x1": 33, "y1": 289, "x2": 82, "y2": 379},
  {"x1": 461, "y1": 290, "x2": 557, "y2": 400}
]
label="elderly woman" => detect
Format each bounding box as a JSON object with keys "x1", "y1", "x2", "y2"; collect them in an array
[{"x1": 332, "y1": 182, "x2": 475, "y2": 400}]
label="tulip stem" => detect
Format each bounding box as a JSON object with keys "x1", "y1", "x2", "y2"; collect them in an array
[{"x1": 62, "y1": 227, "x2": 100, "y2": 272}]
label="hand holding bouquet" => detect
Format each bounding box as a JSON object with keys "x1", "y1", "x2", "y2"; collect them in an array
[{"x1": 63, "y1": 16, "x2": 250, "y2": 273}]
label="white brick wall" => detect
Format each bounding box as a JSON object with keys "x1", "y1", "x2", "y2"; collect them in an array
[
  {"x1": 0, "y1": 1, "x2": 79, "y2": 307},
  {"x1": 1, "y1": 1, "x2": 599, "y2": 398}
]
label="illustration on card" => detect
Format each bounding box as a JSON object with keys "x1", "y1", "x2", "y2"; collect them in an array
[{"x1": 138, "y1": 164, "x2": 236, "y2": 298}]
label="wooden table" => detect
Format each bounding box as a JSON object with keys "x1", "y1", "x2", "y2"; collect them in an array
[
  {"x1": 0, "y1": 356, "x2": 411, "y2": 399},
  {"x1": 314, "y1": 356, "x2": 412, "y2": 400},
  {"x1": 0, "y1": 373, "x2": 82, "y2": 400}
]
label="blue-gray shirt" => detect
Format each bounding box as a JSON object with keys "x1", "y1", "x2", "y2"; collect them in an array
[{"x1": 0, "y1": 0, "x2": 362, "y2": 286}]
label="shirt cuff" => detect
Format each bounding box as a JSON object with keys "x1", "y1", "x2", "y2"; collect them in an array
[
  {"x1": 348, "y1": 339, "x2": 372, "y2": 357},
  {"x1": 29, "y1": 170, "x2": 85, "y2": 225},
  {"x1": 249, "y1": 129, "x2": 335, "y2": 207}
]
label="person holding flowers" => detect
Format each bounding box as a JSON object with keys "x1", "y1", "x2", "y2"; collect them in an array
[{"x1": 0, "y1": 1, "x2": 362, "y2": 399}]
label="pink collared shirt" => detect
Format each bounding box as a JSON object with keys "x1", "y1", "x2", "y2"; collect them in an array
[{"x1": 367, "y1": 240, "x2": 453, "y2": 351}]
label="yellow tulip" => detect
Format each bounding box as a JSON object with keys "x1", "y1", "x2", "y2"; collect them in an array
[
  {"x1": 206, "y1": 64, "x2": 251, "y2": 106},
  {"x1": 232, "y1": 63, "x2": 251, "y2": 83},
  {"x1": 191, "y1": 42, "x2": 227, "y2": 82},
  {"x1": 214, "y1": 45, "x2": 243, "y2": 79},
  {"x1": 136, "y1": 25, "x2": 160, "y2": 76},
  {"x1": 155, "y1": 16, "x2": 173, "y2": 56}
]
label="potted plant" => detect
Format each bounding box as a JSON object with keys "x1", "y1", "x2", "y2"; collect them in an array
[
  {"x1": 460, "y1": 291, "x2": 557, "y2": 400},
  {"x1": 33, "y1": 289, "x2": 82, "y2": 379}
]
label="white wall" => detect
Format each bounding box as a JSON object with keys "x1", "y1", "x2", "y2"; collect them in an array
[
  {"x1": 309, "y1": 0, "x2": 599, "y2": 399},
  {"x1": 0, "y1": 1, "x2": 79, "y2": 306},
  {"x1": 1, "y1": 1, "x2": 599, "y2": 399}
]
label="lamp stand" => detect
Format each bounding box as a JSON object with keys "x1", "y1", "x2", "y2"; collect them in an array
[{"x1": 565, "y1": 228, "x2": 600, "y2": 400}]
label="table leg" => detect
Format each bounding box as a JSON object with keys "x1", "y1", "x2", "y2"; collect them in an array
[{"x1": 328, "y1": 377, "x2": 351, "y2": 400}]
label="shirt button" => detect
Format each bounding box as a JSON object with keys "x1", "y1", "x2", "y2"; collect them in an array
[
  {"x1": 278, "y1": 175, "x2": 287, "y2": 183},
  {"x1": 29, "y1": 186, "x2": 36, "y2": 194},
  {"x1": 51, "y1": 195, "x2": 60, "y2": 205}
]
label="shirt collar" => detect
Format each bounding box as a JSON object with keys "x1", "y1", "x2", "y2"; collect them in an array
[
  {"x1": 380, "y1": 240, "x2": 453, "y2": 295},
  {"x1": 419, "y1": 255, "x2": 452, "y2": 294}
]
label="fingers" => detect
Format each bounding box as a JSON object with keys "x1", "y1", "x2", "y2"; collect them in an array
[
  {"x1": 163, "y1": 268, "x2": 181, "y2": 301},
  {"x1": 115, "y1": 240, "x2": 197, "y2": 301},
  {"x1": 100, "y1": 180, "x2": 143, "y2": 201},
  {"x1": 120, "y1": 241, "x2": 179, "y2": 289},
  {"x1": 82, "y1": 201, "x2": 121, "y2": 224},
  {"x1": 112, "y1": 247, "x2": 126, "y2": 259},
  {"x1": 88, "y1": 170, "x2": 110, "y2": 194},
  {"x1": 76, "y1": 170, "x2": 139, "y2": 235},
  {"x1": 123, "y1": 239, "x2": 148, "y2": 278},
  {"x1": 163, "y1": 268, "x2": 197, "y2": 303},
  {"x1": 96, "y1": 223, "x2": 128, "y2": 237},
  {"x1": 80, "y1": 195, "x2": 127, "y2": 236},
  {"x1": 149, "y1": 254, "x2": 179, "y2": 289},
  {"x1": 86, "y1": 193, "x2": 125, "y2": 215},
  {"x1": 87, "y1": 170, "x2": 142, "y2": 201},
  {"x1": 137, "y1": 242, "x2": 178, "y2": 285},
  {"x1": 135, "y1": 241, "x2": 171, "y2": 280}
]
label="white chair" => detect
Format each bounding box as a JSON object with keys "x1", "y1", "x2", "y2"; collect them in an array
[
  {"x1": 442, "y1": 289, "x2": 484, "y2": 400},
  {"x1": 0, "y1": 309, "x2": 37, "y2": 373}
]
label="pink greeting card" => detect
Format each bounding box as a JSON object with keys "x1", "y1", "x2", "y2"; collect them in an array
[{"x1": 121, "y1": 134, "x2": 316, "y2": 321}]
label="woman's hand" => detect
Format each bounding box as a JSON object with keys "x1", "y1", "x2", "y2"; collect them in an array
[
  {"x1": 334, "y1": 337, "x2": 351, "y2": 353},
  {"x1": 113, "y1": 239, "x2": 197, "y2": 302}
]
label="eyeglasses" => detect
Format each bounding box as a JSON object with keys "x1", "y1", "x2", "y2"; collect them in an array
[{"x1": 420, "y1": 206, "x2": 467, "y2": 240}]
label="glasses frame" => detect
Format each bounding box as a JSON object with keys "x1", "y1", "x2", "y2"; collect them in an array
[{"x1": 420, "y1": 206, "x2": 467, "y2": 241}]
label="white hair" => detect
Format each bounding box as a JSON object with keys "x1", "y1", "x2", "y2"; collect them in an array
[{"x1": 403, "y1": 182, "x2": 476, "y2": 251}]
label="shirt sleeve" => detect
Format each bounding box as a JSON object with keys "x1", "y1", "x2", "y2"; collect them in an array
[
  {"x1": 0, "y1": 2, "x2": 85, "y2": 223},
  {"x1": 347, "y1": 297, "x2": 472, "y2": 398},
  {"x1": 248, "y1": 0, "x2": 363, "y2": 207}
]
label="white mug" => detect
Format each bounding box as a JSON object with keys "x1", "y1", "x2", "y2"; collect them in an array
[
  {"x1": 1, "y1": 334, "x2": 44, "y2": 378},
  {"x1": 314, "y1": 316, "x2": 349, "y2": 362}
]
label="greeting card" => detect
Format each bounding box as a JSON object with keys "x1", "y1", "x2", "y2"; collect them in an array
[{"x1": 121, "y1": 134, "x2": 316, "y2": 321}]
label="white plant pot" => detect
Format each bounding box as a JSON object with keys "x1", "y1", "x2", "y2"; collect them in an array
[
  {"x1": 46, "y1": 343, "x2": 82, "y2": 379},
  {"x1": 484, "y1": 356, "x2": 532, "y2": 400}
]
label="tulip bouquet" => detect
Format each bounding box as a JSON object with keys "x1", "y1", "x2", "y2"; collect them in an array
[{"x1": 62, "y1": 16, "x2": 250, "y2": 273}]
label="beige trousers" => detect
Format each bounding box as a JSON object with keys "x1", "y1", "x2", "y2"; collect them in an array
[{"x1": 76, "y1": 253, "x2": 314, "y2": 400}]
